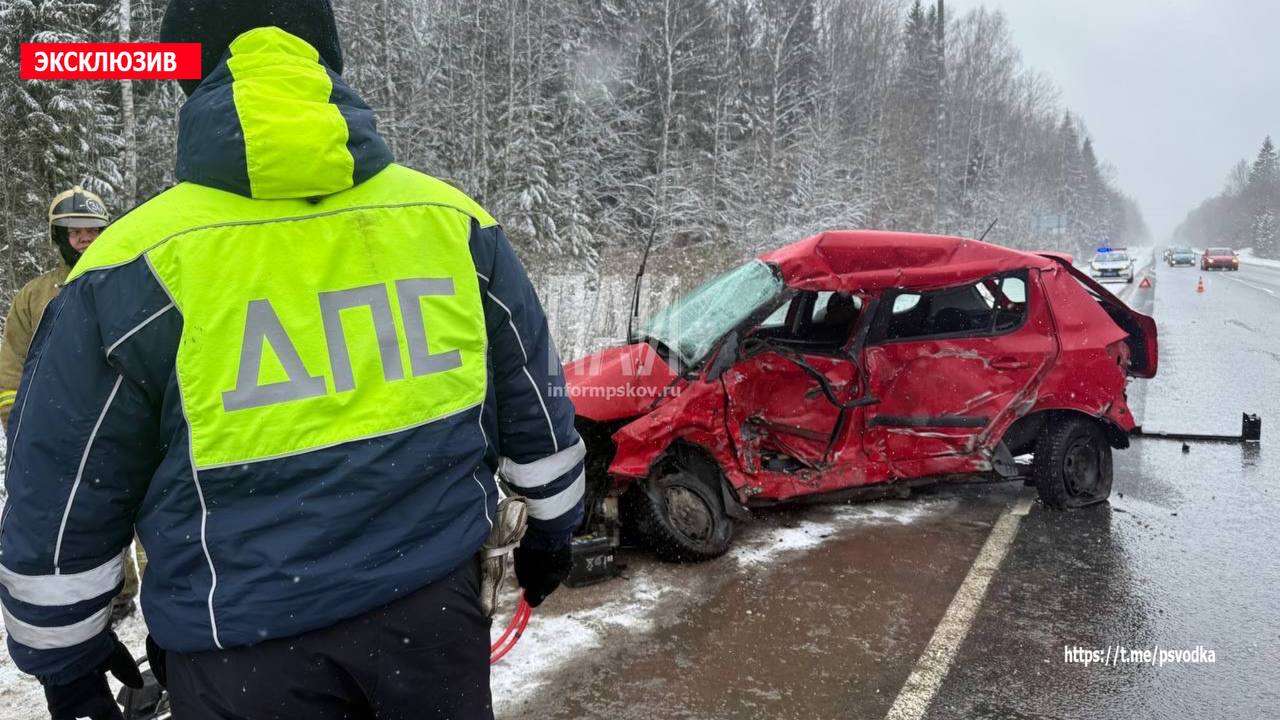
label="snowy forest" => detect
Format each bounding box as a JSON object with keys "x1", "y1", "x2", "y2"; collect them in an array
[
  {"x1": 0, "y1": 0, "x2": 1151, "y2": 307},
  {"x1": 1173, "y1": 136, "x2": 1280, "y2": 258}
]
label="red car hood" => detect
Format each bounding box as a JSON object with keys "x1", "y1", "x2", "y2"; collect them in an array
[{"x1": 564, "y1": 343, "x2": 683, "y2": 422}]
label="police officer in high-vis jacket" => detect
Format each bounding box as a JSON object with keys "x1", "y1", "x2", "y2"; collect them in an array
[{"x1": 0, "y1": 1, "x2": 584, "y2": 718}]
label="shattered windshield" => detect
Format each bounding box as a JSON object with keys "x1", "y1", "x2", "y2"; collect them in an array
[{"x1": 639, "y1": 260, "x2": 783, "y2": 368}]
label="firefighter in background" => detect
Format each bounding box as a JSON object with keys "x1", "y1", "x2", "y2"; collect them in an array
[
  {"x1": 0, "y1": 187, "x2": 109, "y2": 427},
  {"x1": 0, "y1": 187, "x2": 145, "y2": 628},
  {"x1": 0, "y1": 1, "x2": 582, "y2": 718}
]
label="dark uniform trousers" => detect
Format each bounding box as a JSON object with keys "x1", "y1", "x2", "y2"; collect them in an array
[{"x1": 165, "y1": 559, "x2": 493, "y2": 719}]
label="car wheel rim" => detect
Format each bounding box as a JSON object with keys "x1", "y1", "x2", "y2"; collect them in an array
[
  {"x1": 1062, "y1": 438, "x2": 1100, "y2": 497},
  {"x1": 664, "y1": 484, "x2": 714, "y2": 542}
]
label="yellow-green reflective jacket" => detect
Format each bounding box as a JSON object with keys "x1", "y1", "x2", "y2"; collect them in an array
[{"x1": 0, "y1": 27, "x2": 582, "y2": 685}]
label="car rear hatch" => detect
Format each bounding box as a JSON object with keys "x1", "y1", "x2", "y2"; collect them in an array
[{"x1": 1039, "y1": 253, "x2": 1158, "y2": 378}]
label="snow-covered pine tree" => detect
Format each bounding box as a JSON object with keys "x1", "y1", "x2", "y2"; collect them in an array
[
  {"x1": 0, "y1": 0, "x2": 121, "y2": 304},
  {"x1": 1246, "y1": 136, "x2": 1279, "y2": 258}
]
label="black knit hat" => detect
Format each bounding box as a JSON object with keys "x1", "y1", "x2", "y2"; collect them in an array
[{"x1": 160, "y1": 0, "x2": 343, "y2": 95}]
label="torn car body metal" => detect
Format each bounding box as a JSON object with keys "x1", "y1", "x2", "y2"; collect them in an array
[{"x1": 567, "y1": 231, "x2": 1159, "y2": 560}]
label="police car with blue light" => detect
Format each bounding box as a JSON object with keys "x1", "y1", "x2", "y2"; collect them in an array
[{"x1": 1089, "y1": 246, "x2": 1136, "y2": 283}]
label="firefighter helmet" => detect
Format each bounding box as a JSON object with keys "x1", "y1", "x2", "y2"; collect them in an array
[{"x1": 48, "y1": 186, "x2": 110, "y2": 240}]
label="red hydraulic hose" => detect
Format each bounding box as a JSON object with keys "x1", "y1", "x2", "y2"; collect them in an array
[{"x1": 490, "y1": 593, "x2": 532, "y2": 665}]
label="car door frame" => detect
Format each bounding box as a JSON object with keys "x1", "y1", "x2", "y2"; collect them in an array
[
  {"x1": 857, "y1": 269, "x2": 1055, "y2": 474},
  {"x1": 713, "y1": 288, "x2": 879, "y2": 472}
]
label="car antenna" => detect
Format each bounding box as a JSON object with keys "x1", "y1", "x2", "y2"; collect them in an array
[
  {"x1": 978, "y1": 218, "x2": 998, "y2": 242},
  {"x1": 627, "y1": 224, "x2": 659, "y2": 344}
]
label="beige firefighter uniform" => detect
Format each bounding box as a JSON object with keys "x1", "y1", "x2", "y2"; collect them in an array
[{"x1": 0, "y1": 264, "x2": 68, "y2": 427}]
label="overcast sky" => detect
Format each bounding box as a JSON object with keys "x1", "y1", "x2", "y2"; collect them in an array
[{"x1": 948, "y1": 0, "x2": 1280, "y2": 240}]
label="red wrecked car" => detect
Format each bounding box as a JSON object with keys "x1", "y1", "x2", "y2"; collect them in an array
[{"x1": 566, "y1": 231, "x2": 1157, "y2": 561}]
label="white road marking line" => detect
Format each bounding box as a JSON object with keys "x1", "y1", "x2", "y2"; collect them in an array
[
  {"x1": 1225, "y1": 275, "x2": 1278, "y2": 298},
  {"x1": 884, "y1": 495, "x2": 1034, "y2": 720}
]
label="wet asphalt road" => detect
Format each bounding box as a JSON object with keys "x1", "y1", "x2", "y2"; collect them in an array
[
  {"x1": 926, "y1": 262, "x2": 1280, "y2": 718},
  {"x1": 503, "y1": 260, "x2": 1279, "y2": 719}
]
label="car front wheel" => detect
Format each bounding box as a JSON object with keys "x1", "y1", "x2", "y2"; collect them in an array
[
  {"x1": 1032, "y1": 417, "x2": 1113, "y2": 509},
  {"x1": 624, "y1": 458, "x2": 735, "y2": 562}
]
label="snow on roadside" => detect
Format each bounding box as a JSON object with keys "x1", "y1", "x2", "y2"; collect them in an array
[
  {"x1": 1238, "y1": 248, "x2": 1280, "y2": 271},
  {"x1": 730, "y1": 499, "x2": 951, "y2": 567}
]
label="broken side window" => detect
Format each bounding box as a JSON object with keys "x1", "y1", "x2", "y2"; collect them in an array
[
  {"x1": 992, "y1": 276, "x2": 1027, "y2": 332},
  {"x1": 752, "y1": 290, "x2": 862, "y2": 353},
  {"x1": 875, "y1": 271, "x2": 1028, "y2": 343}
]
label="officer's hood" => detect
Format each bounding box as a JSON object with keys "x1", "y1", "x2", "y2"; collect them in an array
[{"x1": 175, "y1": 27, "x2": 392, "y2": 200}]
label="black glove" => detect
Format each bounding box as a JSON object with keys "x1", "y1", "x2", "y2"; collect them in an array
[
  {"x1": 513, "y1": 545, "x2": 572, "y2": 608},
  {"x1": 145, "y1": 635, "x2": 167, "y2": 689},
  {"x1": 44, "y1": 635, "x2": 143, "y2": 720}
]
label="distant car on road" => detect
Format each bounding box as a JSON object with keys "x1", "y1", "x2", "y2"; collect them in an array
[
  {"x1": 1166, "y1": 247, "x2": 1197, "y2": 267},
  {"x1": 1089, "y1": 248, "x2": 1135, "y2": 283},
  {"x1": 567, "y1": 231, "x2": 1158, "y2": 561},
  {"x1": 1201, "y1": 247, "x2": 1239, "y2": 271}
]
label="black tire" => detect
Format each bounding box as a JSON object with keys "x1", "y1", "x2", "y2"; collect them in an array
[
  {"x1": 624, "y1": 459, "x2": 735, "y2": 562},
  {"x1": 1032, "y1": 416, "x2": 1113, "y2": 509}
]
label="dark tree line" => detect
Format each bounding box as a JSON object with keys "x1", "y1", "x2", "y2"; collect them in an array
[
  {"x1": 0, "y1": 0, "x2": 1150, "y2": 308},
  {"x1": 1173, "y1": 136, "x2": 1279, "y2": 258}
]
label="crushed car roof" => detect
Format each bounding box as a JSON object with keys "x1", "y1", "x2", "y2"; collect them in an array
[{"x1": 760, "y1": 230, "x2": 1057, "y2": 292}]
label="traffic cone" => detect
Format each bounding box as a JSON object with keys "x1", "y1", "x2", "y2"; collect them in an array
[
  {"x1": 1196, "y1": 276, "x2": 1205, "y2": 294},
  {"x1": 1139, "y1": 276, "x2": 1152, "y2": 289}
]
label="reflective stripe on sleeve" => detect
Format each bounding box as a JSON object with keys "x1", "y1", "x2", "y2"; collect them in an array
[
  {"x1": 499, "y1": 439, "x2": 586, "y2": 490},
  {"x1": 525, "y1": 470, "x2": 585, "y2": 521},
  {"x1": 0, "y1": 551, "x2": 124, "y2": 607},
  {"x1": 1, "y1": 601, "x2": 111, "y2": 650}
]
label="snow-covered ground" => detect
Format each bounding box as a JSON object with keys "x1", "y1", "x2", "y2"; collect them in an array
[{"x1": 1238, "y1": 247, "x2": 1280, "y2": 270}]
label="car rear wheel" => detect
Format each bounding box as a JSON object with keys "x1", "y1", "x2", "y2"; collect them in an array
[
  {"x1": 1032, "y1": 417, "x2": 1113, "y2": 510},
  {"x1": 624, "y1": 459, "x2": 735, "y2": 562}
]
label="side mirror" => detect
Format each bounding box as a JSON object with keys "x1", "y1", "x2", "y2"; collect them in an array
[{"x1": 706, "y1": 330, "x2": 740, "y2": 379}]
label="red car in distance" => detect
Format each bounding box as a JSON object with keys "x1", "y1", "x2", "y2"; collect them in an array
[
  {"x1": 1201, "y1": 247, "x2": 1239, "y2": 271},
  {"x1": 565, "y1": 231, "x2": 1158, "y2": 561}
]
